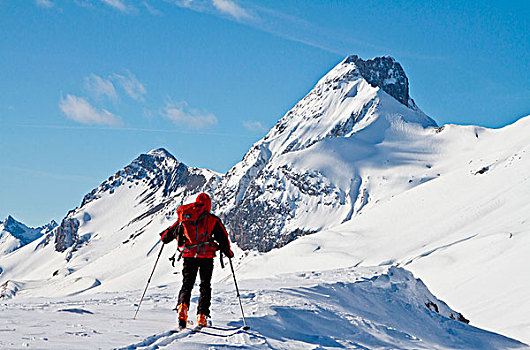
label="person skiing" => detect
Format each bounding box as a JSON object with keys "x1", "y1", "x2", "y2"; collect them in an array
[{"x1": 160, "y1": 192, "x2": 233, "y2": 329}]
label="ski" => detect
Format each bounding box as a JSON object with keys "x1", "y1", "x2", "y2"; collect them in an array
[
  {"x1": 191, "y1": 319, "x2": 212, "y2": 333},
  {"x1": 170, "y1": 319, "x2": 194, "y2": 333},
  {"x1": 191, "y1": 326, "x2": 204, "y2": 333},
  {"x1": 170, "y1": 327, "x2": 187, "y2": 334},
  {"x1": 190, "y1": 326, "x2": 247, "y2": 338}
]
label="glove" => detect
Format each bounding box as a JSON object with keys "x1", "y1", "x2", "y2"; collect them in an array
[
  {"x1": 225, "y1": 249, "x2": 234, "y2": 258},
  {"x1": 160, "y1": 230, "x2": 173, "y2": 244}
]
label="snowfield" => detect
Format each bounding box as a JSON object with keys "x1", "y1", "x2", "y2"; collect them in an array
[{"x1": 1, "y1": 264, "x2": 526, "y2": 349}]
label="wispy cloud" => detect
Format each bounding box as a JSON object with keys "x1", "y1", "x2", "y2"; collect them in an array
[
  {"x1": 100, "y1": 0, "x2": 136, "y2": 14},
  {"x1": 59, "y1": 94, "x2": 122, "y2": 126},
  {"x1": 243, "y1": 120, "x2": 266, "y2": 132},
  {"x1": 36, "y1": 0, "x2": 54, "y2": 8},
  {"x1": 174, "y1": 0, "x2": 253, "y2": 22},
  {"x1": 212, "y1": 0, "x2": 252, "y2": 20},
  {"x1": 168, "y1": 1, "x2": 352, "y2": 55},
  {"x1": 113, "y1": 71, "x2": 147, "y2": 101},
  {"x1": 168, "y1": 1, "x2": 392, "y2": 56},
  {"x1": 84, "y1": 74, "x2": 118, "y2": 101},
  {"x1": 161, "y1": 100, "x2": 218, "y2": 129},
  {"x1": 174, "y1": 0, "x2": 207, "y2": 11},
  {"x1": 142, "y1": 1, "x2": 163, "y2": 16}
]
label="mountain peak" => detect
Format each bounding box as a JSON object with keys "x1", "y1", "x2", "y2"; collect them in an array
[
  {"x1": 145, "y1": 147, "x2": 175, "y2": 159},
  {"x1": 342, "y1": 55, "x2": 410, "y2": 106},
  {"x1": 2, "y1": 215, "x2": 24, "y2": 232},
  {"x1": 0, "y1": 215, "x2": 44, "y2": 253},
  {"x1": 80, "y1": 147, "x2": 218, "y2": 208}
]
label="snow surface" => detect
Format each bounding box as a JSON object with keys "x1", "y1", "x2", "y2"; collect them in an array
[{"x1": 1, "y1": 265, "x2": 525, "y2": 349}]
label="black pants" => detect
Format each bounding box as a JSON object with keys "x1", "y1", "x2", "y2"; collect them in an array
[{"x1": 178, "y1": 257, "x2": 214, "y2": 316}]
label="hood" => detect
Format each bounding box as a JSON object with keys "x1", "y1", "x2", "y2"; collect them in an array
[{"x1": 196, "y1": 193, "x2": 212, "y2": 213}]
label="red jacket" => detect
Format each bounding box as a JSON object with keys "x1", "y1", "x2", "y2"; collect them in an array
[{"x1": 160, "y1": 193, "x2": 232, "y2": 259}]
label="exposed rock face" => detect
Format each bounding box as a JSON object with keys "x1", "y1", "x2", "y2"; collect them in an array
[
  {"x1": 54, "y1": 217, "x2": 80, "y2": 253},
  {"x1": 219, "y1": 165, "x2": 338, "y2": 251},
  {"x1": 345, "y1": 55, "x2": 410, "y2": 106}
]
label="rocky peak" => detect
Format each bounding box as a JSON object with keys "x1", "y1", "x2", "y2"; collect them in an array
[
  {"x1": 81, "y1": 148, "x2": 218, "y2": 207},
  {"x1": 131, "y1": 148, "x2": 178, "y2": 174},
  {"x1": 343, "y1": 55, "x2": 410, "y2": 106},
  {"x1": 145, "y1": 147, "x2": 176, "y2": 160},
  {"x1": 0, "y1": 215, "x2": 44, "y2": 247},
  {"x1": 38, "y1": 220, "x2": 58, "y2": 233},
  {"x1": 2, "y1": 216, "x2": 25, "y2": 236}
]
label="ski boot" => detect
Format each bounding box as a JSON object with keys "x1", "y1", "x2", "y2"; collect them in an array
[
  {"x1": 177, "y1": 303, "x2": 188, "y2": 329},
  {"x1": 197, "y1": 314, "x2": 210, "y2": 328}
]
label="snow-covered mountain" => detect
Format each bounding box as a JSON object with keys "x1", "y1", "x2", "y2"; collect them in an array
[
  {"x1": 0, "y1": 215, "x2": 56, "y2": 256},
  {"x1": 47, "y1": 147, "x2": 220, "y2": 257},
  {"x1": 0, "y1": 148, "x2": 220, "y2": 297},
  {"x1": 216, "y1": 55, "x2": 437, "y2": 251},
  {"x1": 1, "y1": 55, "x2": 529, "y2": 347}
]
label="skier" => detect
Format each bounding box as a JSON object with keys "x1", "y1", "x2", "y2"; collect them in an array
[{"x1": 160, "y1": 193, "x2": 234, "y2": 329}]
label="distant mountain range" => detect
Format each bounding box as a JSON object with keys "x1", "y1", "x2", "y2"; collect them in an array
[{"x1": 0, "y1": 215, "x2": 56, "y2": 256}]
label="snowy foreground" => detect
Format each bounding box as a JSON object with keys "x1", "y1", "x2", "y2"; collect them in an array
[{"x1": 1, "y1": 262, "x2": 526, "y2": 349}]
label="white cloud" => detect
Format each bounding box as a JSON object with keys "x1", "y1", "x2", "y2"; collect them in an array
[
  {"x1": 175, "y1": 0, "x2": 202, "y2": 10},
  {"x1": 36, "y1": 0, "x2": 54, "y2": 8},
  {"x1": 100, "y1": 0, "x2": 136, "y2": 13},
  {"x1": 59, "y1": 94, "x2": 122, "y2": 126},
  {"x1": 161, "y1": 101, "x2": 217, "y2": 129},
  {"x1": 243, "y1": 120, "x2": 267, "y2": 132},
  {"x1": 84, "y1": 74, "x2": 118, "y2": 101},
  {"x1": 113, "y1": 71, "x2": 147, "y2": 101},
  {"x1": 212, "y1": 0, "x2": 251, "y2": 20}
]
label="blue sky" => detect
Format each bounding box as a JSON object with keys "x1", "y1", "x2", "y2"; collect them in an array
[{"x1": 1, "y1": 0, "x2": 529, "y2": 226}]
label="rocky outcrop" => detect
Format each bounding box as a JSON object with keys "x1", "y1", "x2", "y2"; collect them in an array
[
  {"x1": 54, "y1": 217, "x2": 80, "y2": 253},
  {"x1": 345, "y1": 55, "x2": 410, "y2": 106}
]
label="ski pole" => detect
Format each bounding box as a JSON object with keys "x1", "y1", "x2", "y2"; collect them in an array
[
  {"x1": 133, "y1": 243, "x2": 165, "y2": 320},
  {"x1": 229, "y1": 257, "x2": 250, "y2": 330}
]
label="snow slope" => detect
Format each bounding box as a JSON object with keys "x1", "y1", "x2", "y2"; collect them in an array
[
  {"x1": 0, "y1": 266, "x2": 525, "y2": 349},
  {"x1": 234, "y1": 116, "x2": 530, "y2": 343}
]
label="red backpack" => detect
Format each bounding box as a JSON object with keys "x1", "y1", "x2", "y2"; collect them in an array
[{"x1": 176, "y1": 202, "x2": 217, "y2": 258}]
